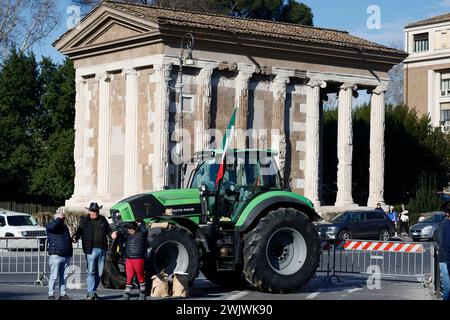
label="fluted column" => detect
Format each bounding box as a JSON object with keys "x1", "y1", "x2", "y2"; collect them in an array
[
  {"x1": 367, "y1": 84, "x2": 388, "y2": 207},
  {"x1": 72, "y1": 76, "x2": 87, "y2": 199},
  {"x1": 96, "y1": 72, "x2": 111, "y2": 198},
  {"x1": 304, "y1": 79, "x2": 327, "y2": 207},
  {"x1": 271, "y1": 74, "x2": 290, "y2": 177},
  {"x1": 153, "y1": 63, "x2": 172, "y2": 189},
  {"x1": 235, "y1": 65, "x2": 254, "y2": 148},
  {"x1": 123, "y1": 68, "x2": 139, "y2": 196},
  {"x1": 198, "y1": 66, "x2": 214, "y2": 151},
  {"x1": 335, "y1": 83, "x2": 357, "y2": 207}
]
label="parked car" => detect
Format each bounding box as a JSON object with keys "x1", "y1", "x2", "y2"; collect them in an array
[
  {"x1": 409, "y1": 211, "x2": 446, "y2": 242},
  {"x1": 315, "y1": 210, "x2": 395, "y2": 241},
  {"x1": 0, "y1": 210, "x2": 47, "y2": 249}
]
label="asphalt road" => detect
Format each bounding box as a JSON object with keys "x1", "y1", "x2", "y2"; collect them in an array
[{"x1": 0, "y1": 273, "x2": 436, "y2": 300}]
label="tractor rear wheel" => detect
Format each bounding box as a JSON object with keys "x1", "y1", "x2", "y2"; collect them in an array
[
  {"x1": 146, "y1": 224, "x2": 200, "y2": 285},
  {"x1": 242, "y1": 208, "x2": 320, "y2": 293}
]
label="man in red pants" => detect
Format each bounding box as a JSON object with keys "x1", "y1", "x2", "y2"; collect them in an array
[{"x1": 112, "y1": 221, "x2": 149, "y2": 300}]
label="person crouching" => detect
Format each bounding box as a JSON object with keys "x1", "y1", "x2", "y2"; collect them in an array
[{"x1": 112, "y1": 221, "x2": 149, "y2": 300}]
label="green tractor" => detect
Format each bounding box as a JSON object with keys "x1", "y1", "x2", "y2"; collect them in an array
[{"x1": 102, "y1": 149, "x2": 321, "y2": 293}]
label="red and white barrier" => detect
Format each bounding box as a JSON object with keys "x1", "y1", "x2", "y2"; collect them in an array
[{"x1": 335, "y1": 240, "x2": 424, "y2": 253}]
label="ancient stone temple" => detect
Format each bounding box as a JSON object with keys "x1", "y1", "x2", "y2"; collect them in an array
[{"x1": 54, "y1": 1, "x2": 406, "y2": 211}]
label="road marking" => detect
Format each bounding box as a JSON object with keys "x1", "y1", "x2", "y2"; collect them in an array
[
  {"x1": 225, "y1": 290, "x2": 249, "y2": 300},
  {"x1": 347, "y1": 288, "x2": 363, "y2": 294},
  {"x1": 306, "y1": 292, "x2": 319, "y2": 299}
]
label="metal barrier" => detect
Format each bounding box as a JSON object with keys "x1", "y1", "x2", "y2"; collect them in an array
[
  {"x1": 0, "y1": 237, "x2": 46, "y2": 285},
  {"x1": 318, "y1": 239, "x2": 431, "y2": 285}
]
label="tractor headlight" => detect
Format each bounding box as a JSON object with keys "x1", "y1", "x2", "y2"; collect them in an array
[{"x1": 200, "y1": 184, "x2": 207, "y2": 192}]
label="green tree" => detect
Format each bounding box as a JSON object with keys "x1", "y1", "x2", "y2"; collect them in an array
[
  {"x1": 408, "y1": 173, "x2": 443, "y2": 224},
  {"x1": 30, "y1": 58, "x2": 76, "y2": 202},
  {"x1": 0, "y1": 49, "x2": 40, "y2": 200}
]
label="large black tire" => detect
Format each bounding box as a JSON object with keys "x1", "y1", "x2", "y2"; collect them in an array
[
  {"x1": 102, "y1": 239, "x2": 127, "y2": 289},
  {"x1": 242, "y1": 208, "x2": 320, "y2": 293},
  {"x1": 201, "y1": 255, "x2": 248, "y2": 289},
  {"x1": 146, "y1": 224, "x2": 200, "y2": 285}
]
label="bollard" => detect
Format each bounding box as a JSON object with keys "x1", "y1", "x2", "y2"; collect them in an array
[
  {"x1": 172, "y1": 272, "x2": 189, "y2": 298},
  {"x1": 151, "y1": 272, "x2": 170, "y2": 297}
]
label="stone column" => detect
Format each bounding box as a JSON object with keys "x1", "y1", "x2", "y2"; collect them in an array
[
  {"x1": 367, "y1": 84, "x2": 388, "y2": 207},
  {"x1": 153, "y1": 63, "x2": 172, "y2": 189},
  {"x1": 335, "y1": 83, "x2": 357, "y2": 207},
  {"x1": 235, "y1": 66, "x2": 254, "y2": 148},
  {"x1": 198, "y1": 66, "x2": 214, "y2": 151},
  {"x1": 271, "y1": 74, "x2": 290, "y2": 177},
  {"x1": 123, "y1": 68, "x2": 139, "y2": 196},
  {"x1": 304, "y1": 79, "x2": 327, "y2": 207},
  {"x1": 96, "y1": 72, "x2": 111, "y2": 198},
  {"x1": 72, "y1": 76, "x2": 87, "y2": 200}
]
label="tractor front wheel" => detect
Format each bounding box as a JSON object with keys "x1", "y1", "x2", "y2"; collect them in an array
[
  {"x1": 146, "y1": 224, "x2": 200, "y2": 285},
  {"x1": 242, "y1": 208, "x2": 320, "y2": 293}
]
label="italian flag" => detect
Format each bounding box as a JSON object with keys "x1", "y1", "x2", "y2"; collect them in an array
[{"x1": 215, "y1": 108, "x2": 237, "y2": 186}]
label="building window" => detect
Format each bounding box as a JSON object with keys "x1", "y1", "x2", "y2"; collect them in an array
[
  {"x1": 414, "y1": 33, "x2": 429, "y2": 52},
  {"x1": 441, "y1": 78, "x2": 450, "y2": 97},
  {"x1": 441, "y1": 104, "x2": 450, "y2": 133}
]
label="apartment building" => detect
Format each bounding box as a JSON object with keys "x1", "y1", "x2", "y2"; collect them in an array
[{"x1": 404, "y1": 13, "x2": 450, "y2": 133}]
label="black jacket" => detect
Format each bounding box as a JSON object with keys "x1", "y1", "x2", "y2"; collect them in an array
[
  {"x1": 46, "y1": 218, "x2": 73, "y2": 257},
  {"x1": 118, "y1": 224, "x2": 149, "y2": 259},
  {"x1": 74, "y1": 215, "x2": 112, "y2": 254}
]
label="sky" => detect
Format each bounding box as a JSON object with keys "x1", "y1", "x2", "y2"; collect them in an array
[{"x1": 36, "y1": 0, "x2": 450, "y2": 63}]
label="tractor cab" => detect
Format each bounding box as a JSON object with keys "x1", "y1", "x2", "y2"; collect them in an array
[{"x1": 188, "y1": 149, "x2": 284, "y2": 222}]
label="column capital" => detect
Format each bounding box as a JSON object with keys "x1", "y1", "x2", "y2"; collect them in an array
[
  {"x1": 368, "y1": 83, "x2": 389, "y2": 95},
  {"x1": 154, "y1": 63, "x2": 173, "y2": 82},
  {"x1": 95, "y1": 72, "x2": 111, "y2": 82},
  {"x1": 122, "y1": 68, "x2": 138, "y2": 78},
  {"x1": 198, "y1": 65, "x2": 215, "y2": 78},
  {"x1": 307, "y1": 78, "x2": 327, "y2": 89},
  {"x1": 236, "y1": 64, "x2": 256, "y2": 80},
  {"x1": 75, "y1": 76, "x2": 87, "y2": 85},
  {"x1": 340, "y1": 82, "x2": 358, "y2": 91}
]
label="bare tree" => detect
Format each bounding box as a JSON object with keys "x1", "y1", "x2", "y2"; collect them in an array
[
  {"x1": 0, "y1": 0, "x2": 59, "y2": 58},
  {"x1": 385, "y1": 40, "x2": 405, "y2": 106}
]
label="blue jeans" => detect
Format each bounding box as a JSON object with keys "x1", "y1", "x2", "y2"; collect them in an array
[
  {"x1": 440, "y1": 263, "x2": 450, "y2": 301},
  {"x1": 86, "y1": 248, "x2": 106, "y2": 294},
  {"x1": 48, "y1": 255, "x2": 71, "y2": 297}
]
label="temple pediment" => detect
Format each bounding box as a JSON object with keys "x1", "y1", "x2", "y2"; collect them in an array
[{"x1": 54, "y1": 6, "x2": 159, "y2": 55}]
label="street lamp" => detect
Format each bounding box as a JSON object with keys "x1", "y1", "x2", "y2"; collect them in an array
[{"x1": 176, "y1": 33, "x2": 195, "y2": 188}]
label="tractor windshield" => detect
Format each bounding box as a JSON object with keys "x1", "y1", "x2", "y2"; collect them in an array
[
  {"x1": 191, "y1": 152, "x2": 282, "y2": 219},
  {"x1": 190, "y1": 160, "x2": 220, "y2": 190}
]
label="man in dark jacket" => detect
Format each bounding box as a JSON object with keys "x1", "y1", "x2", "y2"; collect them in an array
[
  {"x1": 73, "y1": 202, "x2": 115, "y2": 300},
  {"x1": 436, "y1": 202, "x2": 450, "y2": 301},
  {"x1": 46, "y1": 211, "x2": 73, "y2": 300}
]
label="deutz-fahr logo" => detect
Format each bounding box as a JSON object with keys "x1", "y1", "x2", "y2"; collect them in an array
[{"x1": 171, "y1": 206, "x2": 196, "y2": 214}]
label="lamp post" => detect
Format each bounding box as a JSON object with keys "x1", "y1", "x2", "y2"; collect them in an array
[{"x1": 176, "y1": 32, "x2": 195, "y2": 188}]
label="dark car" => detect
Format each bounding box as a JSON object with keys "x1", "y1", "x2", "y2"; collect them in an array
[{"x1": 315, "y1": 210, "x2": 395, "y2": 241}]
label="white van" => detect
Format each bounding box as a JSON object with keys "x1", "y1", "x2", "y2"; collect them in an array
[{"x1": 0, "y1": 210, "x2": 47, "y2": 249}]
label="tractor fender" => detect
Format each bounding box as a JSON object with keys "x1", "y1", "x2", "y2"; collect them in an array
[
  {"x1": 152, "y1": 216, "x2": 210, "y2": 252},
  {"x1": 235, "y1": 195, "x2": 320, "y2": 233}
]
